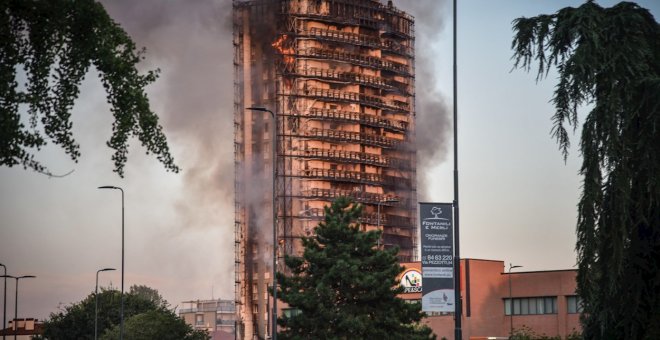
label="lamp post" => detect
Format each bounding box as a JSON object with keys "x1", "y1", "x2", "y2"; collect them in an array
[
  {"x1": 95, "y1": 268, "x2": 116, "y2": 340},
  {"x1": 508, "y1": 263, "x2": 522, "y2": 336},
  {"x1": 0, "y1": 275, "x2": 35, "y2": 340},
  {"x1": 0, "y1": 264, "x2": 6, "y2": 340},
  {"x1": 376, "y1": 197, "x2": 400, "y2": 247},
  {"x1": 246, "y1": 106, "x2": 277, "y2": 340},
  {"x1": 98, "y1": 185, "x2": 125, "y2": 340}
]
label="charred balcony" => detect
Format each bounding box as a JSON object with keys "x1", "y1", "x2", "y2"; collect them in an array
[
  {"x1": 295, "y1": 168, "x2": 412, "y2": 188},
  {"x1": 360, "y1": 213, "x2": 414, "y2": 229},
  {"x1": 280, "y1": 0, "x2": 414, "y2": 38},
  {"x1": 298, "y1": 188, "x2": 405, "y2": 206},
  {"x1": 295, "y1": 48, "x2": 411, "y2": 76},
  {"x1": 284, "y1": 148, "x2": 413, "y2": 170},
  {"x1": 289, "y1": 87, "x2": 409, "y2": 112},
  {"x1": 285, "y1": 107, "x2": 408, "y2": 132},
  {"x1": 285, "y1": 68, "x2": 410, "y2": 95},
  {"x1": 293, "y1": 208, "x2": 414, "y2": 229},
  {"x1": 286, "y1": 128, "x2": 402, "y2": 148},
  {"x1": 383, "y1": 233, "x2": 414, "y2": 249},
  {"x1": 292, "y1": 28, "x2": 412, "y2": 57}
]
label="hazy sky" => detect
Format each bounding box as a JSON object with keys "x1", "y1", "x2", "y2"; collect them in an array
[{"x1": 1, "y1": 0, "x2": 658, "y2": 322}]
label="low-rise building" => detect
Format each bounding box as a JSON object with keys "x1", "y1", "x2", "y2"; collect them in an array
[
  {"x1": 0, "y1": 318, "x2": 44, "y2": 339},
  {"x1": 398, "y1": 259, "x2": 581, "y2": 339},
  {"x1": 179, "y1": 299, "x2": 236, "y2": 340}
]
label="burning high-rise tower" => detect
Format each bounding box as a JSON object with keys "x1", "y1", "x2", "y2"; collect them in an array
[{"x1": 233, "y1": 0, "x2": 416, "y2": 338}]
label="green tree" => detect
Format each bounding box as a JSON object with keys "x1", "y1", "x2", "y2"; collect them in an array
[
  {"x1": 129, "y1": 284, "x2": 168, "y2": 309},
  {"x1": 511, "y1": 2, "x2": 660, "y2": 339},
  {"x1": 1, "y1": 0, "x2": 179, "y2": 177},
  {"x1": 100, "y1": 309, "x2": 209, "y2": 340},
  {"x1": 40, "y1": 286, "x2": 201, "y2": 339},
  {"x1": 276, "y1": 197, "x2": 435, "y2": 340}
]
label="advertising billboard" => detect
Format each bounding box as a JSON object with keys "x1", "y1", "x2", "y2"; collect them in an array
[
  {"x1": 419, "y1": 202, "x2": 454, "y2": 312},
  {"x1": 399, "y1": 268, "x2": 422, "y2": 293}
]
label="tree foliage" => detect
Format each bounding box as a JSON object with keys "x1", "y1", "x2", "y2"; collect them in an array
[
  {"x1": 1, "y1": 0, "x2": 179, "y2": 177},
  {"x1": 129, "y1": 284, "x2": 168, "y2": 309},
  {"x1": 41, "y1": 285, "x2": 206, "y2": 340},
  {"x1": 100, "y1": 309, "x2": 209, "y2": 340},
  {"x1": 512, "y1": 2, "x2": 660, "y2": 339},
  {"x1": 276, "y1": 197, "x2": 435, "y2": 340}
]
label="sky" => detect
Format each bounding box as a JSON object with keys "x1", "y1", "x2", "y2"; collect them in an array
[{"x1": 1, "y1": 0, "x2": 658, "y2": 323}]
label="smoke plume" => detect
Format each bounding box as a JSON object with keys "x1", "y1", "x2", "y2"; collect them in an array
[
  {"x1": 395, "y1": 0, "x2": 452, "y2": 201},
  {"x1": 100, "y1": 0, "x2": 236, "y2": 292}
]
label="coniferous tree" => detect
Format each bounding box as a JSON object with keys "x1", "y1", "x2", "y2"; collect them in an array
[
  {"x1": 276, "y1": 197, "x2": 435, "y2": 340},
  {"x1": 511, "y1": 2, "x2": 660, "y2": 339}
]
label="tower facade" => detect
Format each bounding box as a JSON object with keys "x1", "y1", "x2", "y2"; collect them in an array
[{"x1": 233, "y1": 1, "x2": 416, "y2": 338}]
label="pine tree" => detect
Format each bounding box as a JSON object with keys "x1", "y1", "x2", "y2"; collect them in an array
[
  {"x1": 512, "y1": 2, "x2": 660, "y2": 339},
  {"x1": 276, "y1": 197, "x2": 435, "y2": 340}
]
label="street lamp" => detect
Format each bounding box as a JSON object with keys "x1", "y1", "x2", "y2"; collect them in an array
[
  {"x1": 95, "y1": 268, "x2": 116, "y2": 340},
  {"x1": 0, "y1": 275, "x2": 35, "y2": 340},
  {"x1": 246, "y1": 106, "x2": 277, "y2": 340},
  {"x1": 376, "y1": 197, "x2": 400, "y2": 247},
  {"x1": 98, "y1": 185, "x2": 125, "y2": 340},
  {"x1": 0, "y1": 263, "x2": 6, "y2": 340},
  {"x1": 508, "y1": 263, "x2": 523, "y2": 336}
]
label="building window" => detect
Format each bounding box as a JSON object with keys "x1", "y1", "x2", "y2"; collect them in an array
[
  {"x1": 504, "y1": 297, "x2": 557, "y2": 315},
  {"x1": 567, "y1": 296, "x2": 583, "y2": 314},
  {"x1": 195, "y1": 314, "x2": 204, "y2": 326}
]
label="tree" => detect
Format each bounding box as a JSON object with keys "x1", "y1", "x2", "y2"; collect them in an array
[
  {"x1": 511, "y1": 2, "x2": 660, "y2": 339},
  {"x1": 100, "y1": 309, "x2": 209, "y2": 340},
  {"x1": 129, "y1": 284, "x2": 168, "y2": 309},
  {"x1": 40, "y1": 285, "x2": 205, "y2": 339},
  {"x1": 275, "y1": 197, "x2": 435, "y2": 339},
  {"x1": 1, "y1": 0, "x2": 179, "y2": 177}
]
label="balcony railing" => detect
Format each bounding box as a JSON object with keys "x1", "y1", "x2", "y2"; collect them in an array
[
  {"x1": 288, "y1": 67, "x2": 385, "y2": 90},
  {"x1": 299, "y1": 188, "x2": 404, "y2": 206},
  {"x1": 284, "y1": 148, "x2": 413, "y2": 170},
  {"x1": 295, "y1": 48, "x2": 411, "y2": 76},
  {"x1": 294, "y1": 128, "x2": 401, "y2": 148},
  {"x1": 292, "y1": 87, "x2": 409, "y2": 112},
  {"x1": 299, "y1": 168, "x2": 382, "y2": 186},
  {"x1": 301, "y1": 108, "x2": 408, "y2": 132},
  {"x1": 292, "y1": 28, "x2": 412, "y2": 57}
]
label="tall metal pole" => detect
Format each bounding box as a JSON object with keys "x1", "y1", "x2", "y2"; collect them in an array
[
  {"x1": 452, "y1": 0, "x2": 462, "y2": 339},
  {"x1": 6, "y1": 275, "x2": 35, "y2": 340},
  {"x1": 98, "y1": 186, "x2": 125, "y2": 340},
  {"x1": 12, "y1": 279, "x2": 16, "y2": 340},
  {"x1": 247, "y1": 107, "x2": 277, "y2": 340},
  {"x1": 0, "y1": 264, "x2": 6, "y2": 340},
  {"x1": 95, "y1": 268, "x2": 116, "y2": 340},
  {"x1": 508, "y1": 264, "x2": 522, "y2": 336}
]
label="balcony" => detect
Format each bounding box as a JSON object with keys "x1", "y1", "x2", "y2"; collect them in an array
[
  {"x1": 293, "y1": 128, "x2": 402, "y2": 148},
  {"x1": 295, "y1": 48, "x2": 411, "y2": 76},
  {"x1": 298, "y1": 188, "x2": 404, "y2": 206}
]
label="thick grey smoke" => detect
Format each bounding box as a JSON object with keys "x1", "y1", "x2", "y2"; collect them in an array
[
  {"x1": 395, "y1": 0, "x2": 452, "y2": 201},
  {"x1": 100, "y1": 0, "x2": 236, "y2": 290},
  {"x1": 101, "y1": 0, "x2": 234, "y2": 228}
]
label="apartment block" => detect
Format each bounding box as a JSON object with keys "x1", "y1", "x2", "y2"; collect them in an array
[{"x1": 233, "y1": 1, "x2": 416, "y2": 338}]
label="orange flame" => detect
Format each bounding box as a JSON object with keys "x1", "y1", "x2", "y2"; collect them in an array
[{"x1": 272, "y1": 35, "x2": 295, "y2": 65}]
